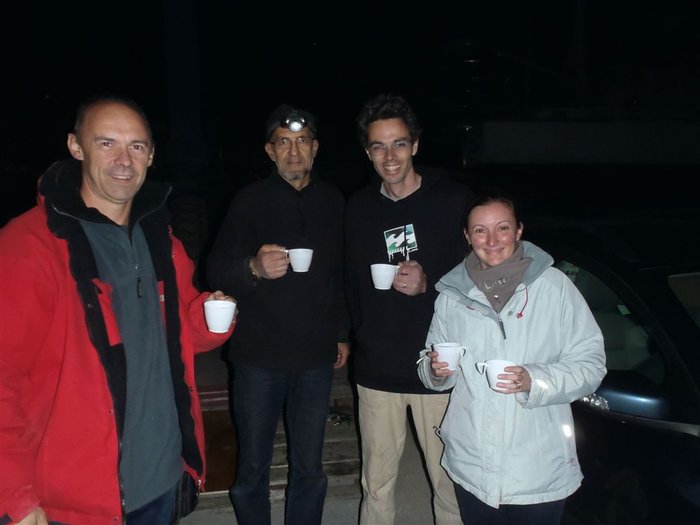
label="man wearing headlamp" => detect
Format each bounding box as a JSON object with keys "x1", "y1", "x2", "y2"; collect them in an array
[{"x1": 207, "y1": 104, "x2": 350, "y2": 525}]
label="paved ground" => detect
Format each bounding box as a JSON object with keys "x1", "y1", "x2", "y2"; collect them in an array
[
  {"x1": 180, "y1": 431, "x2": 433, "y2": 525},
  {"x1": 182, "y1": 351, "x2": 436, "y2": 525}
]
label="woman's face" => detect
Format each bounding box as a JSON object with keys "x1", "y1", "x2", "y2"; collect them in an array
[{"x1": 464, "y1": 201, "x2": 523, "y2": 269}]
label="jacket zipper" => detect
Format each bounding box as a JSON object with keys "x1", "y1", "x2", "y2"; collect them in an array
[{"x1": 496, "y1": 313, "x2": 507, "y2": 339}]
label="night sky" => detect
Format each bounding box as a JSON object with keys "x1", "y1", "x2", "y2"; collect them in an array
[{"x1": 2, "y1": 1, "x2": 699, "y2": 227}]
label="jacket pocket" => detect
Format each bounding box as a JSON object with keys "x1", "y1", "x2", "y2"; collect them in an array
[{"x1": 92, "y1": 279, "x2": 122, "y2": 346}]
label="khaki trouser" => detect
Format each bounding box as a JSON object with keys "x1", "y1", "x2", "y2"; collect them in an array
[{"x1": 357, "y1": 386, "x2": 462, "y2": 525}]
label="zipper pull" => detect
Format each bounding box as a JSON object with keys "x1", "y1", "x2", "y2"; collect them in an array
[
  {"x1": 497, "y1": 314, "x2": 506, "y2": 339},
  {"x1": 137, "y1": 276, "x2": 143, "y2": 298}
]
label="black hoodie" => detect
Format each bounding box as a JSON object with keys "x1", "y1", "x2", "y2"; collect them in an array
[{"x1": 345, "y1": 166, "x2": 471, "y2": 393}]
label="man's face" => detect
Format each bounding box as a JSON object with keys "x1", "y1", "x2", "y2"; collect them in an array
[
  {"x1": 264, "y1": 127, "x2": 318, "y2": 184},
  {"x1": 67, "y1": 102, "x2": 154, "y2": 216},
  {"x1": 365, "y1": 118, "x2": 419, "y2": 187}
]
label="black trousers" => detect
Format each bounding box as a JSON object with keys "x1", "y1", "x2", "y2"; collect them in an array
[{"x1": 454, "y1": 482, "x2": 566, "y2": 525}]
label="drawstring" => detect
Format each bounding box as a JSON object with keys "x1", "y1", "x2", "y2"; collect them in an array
[{"x1": 516, "y1": 287, "x2": 528, "y2": 318}]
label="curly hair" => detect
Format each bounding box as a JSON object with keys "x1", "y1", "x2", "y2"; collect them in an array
[{"x1": 356, "y1": 94, "x2": 422, "y2": 148}]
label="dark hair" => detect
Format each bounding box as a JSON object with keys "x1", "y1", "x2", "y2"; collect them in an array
[
  {"x1": 73, "y1": 95, "x2": 152, "y2": 141},
  {"x1": 356, "y1": 94, "x2": 422, "y2": 148},
  {"x1": 462, "y1": 187, "x2": 521, "y2": 231}
]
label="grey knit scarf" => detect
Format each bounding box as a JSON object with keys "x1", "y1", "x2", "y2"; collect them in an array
[{"x1": 466, "y1": 242, "x2": 532, "y2": 313}]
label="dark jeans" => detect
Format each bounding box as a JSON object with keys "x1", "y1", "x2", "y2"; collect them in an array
[
  {"x1": 229, "y1": 363, "x2": 333, "y2": 525},
  {"x1": 125, "y1": 481, "x2": 178, "y2": 525},
  {"x1": 454, "y1": 482, "x2": 566, "y2": 525}
]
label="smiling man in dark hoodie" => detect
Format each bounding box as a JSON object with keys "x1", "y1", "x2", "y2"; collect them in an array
[{"x1": 345, "y1": 94, "x2": 471, "y2": 525}]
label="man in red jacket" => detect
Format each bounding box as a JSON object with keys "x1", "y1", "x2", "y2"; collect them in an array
[{"x1": 0, "y1": 96, "x2": 235, "y2": 525}]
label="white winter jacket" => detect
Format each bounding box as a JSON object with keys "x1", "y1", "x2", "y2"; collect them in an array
[{"x1": 418, "y1": 241, "x2": 606, "y2": 508}]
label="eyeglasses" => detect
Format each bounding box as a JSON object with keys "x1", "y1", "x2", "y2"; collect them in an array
[
  {"x1": 269, "y1": 136, "x2": 313, "y2": 149},
  {"x1": 367, "y1": 140, "x2": 412, "y2": 157}
]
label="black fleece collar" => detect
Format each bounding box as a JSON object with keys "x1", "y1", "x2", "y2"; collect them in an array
[{"x1": 39, "y1": 158, "x2": 171, "y2": 227}]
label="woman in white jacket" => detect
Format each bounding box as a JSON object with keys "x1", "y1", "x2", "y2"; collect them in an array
[{"x1": 418, "y1": 188, "x2": 606, "y2": 524}]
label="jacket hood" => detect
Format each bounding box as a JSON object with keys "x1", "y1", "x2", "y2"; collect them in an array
[
  {"x1": 38, "y1": 158, "x2": 171, "y2": 226},
  {"x1": 371, "y1": 164, "x2": 456, "y2": 203},
  {"x1": 436, "y1": 240, "x2": 554, "y2": 307},
  {"x1": 414, "y1": 165, "x2": 454, "y2": 192}
]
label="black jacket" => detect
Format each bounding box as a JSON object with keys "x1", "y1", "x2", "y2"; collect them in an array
[{"x1": 207, "y1": 173, "x2": 349, "y2": 371}]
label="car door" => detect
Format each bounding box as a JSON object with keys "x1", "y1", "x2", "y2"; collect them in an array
[{"x1": 554, "y1": 258, "x2": 700, "y2": 525}]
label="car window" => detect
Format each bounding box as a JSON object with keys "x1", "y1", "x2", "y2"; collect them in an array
[
  {"x1": 668, "y1": 272, "x2": 700, "y2": 330},
  {"x1": 556, "y1": 260, "x2": 663, "y2": 384}
]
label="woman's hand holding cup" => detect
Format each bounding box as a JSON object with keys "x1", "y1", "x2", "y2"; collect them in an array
[{"x1": 427, "y1": 350, "x2": 456, "y2": 378}]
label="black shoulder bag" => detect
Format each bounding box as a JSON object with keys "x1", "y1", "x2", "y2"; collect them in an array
[{"x1": 170, "y1": 472, "x2": 200, "y2": 523}]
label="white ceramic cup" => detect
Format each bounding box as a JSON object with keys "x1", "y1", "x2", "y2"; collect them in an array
[
  {"x1": 370, "y1": 263, "x2": 399, "y2": 290},
  {"x1": 204, "y1": 300, "x2": 237, "y2": 333},
  {"x1": 431, "y1": 342, "x2": 467, "y2": 371},
  {"x1": 475, "y1": 359, "x2": 517, "y2": 392},
  {"x1": 286, "y1": 248, "x2": 313, "y2": 272}
]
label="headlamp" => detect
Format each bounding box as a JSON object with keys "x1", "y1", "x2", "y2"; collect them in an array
[
  {"x1": 265, "y1": 105, "x2": 317, "y2": 141},
  {"x1": 283, "y1": 113, "x2": 307, "y2": 133}
]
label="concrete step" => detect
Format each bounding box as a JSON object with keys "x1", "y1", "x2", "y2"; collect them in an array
[
  {"x1": 195, "y1": 355, "x2": 360, "y2": 499},
  {"x1": 269, "y1": 403, "x2": 360, "y2": 502}
]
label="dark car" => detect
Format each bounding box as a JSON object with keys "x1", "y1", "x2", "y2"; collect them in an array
[{"x1": 523, "y1": 211, "x2": 700, "y2": 524}]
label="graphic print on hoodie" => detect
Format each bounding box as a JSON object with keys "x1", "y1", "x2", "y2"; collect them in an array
[{"x1": 385, "y1": 223, "x2": 417, "y2": 263}]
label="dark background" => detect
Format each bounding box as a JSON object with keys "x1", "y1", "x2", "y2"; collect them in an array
[{"x1": 2, "y1": 1, "x2": 699, "y2": 244}]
